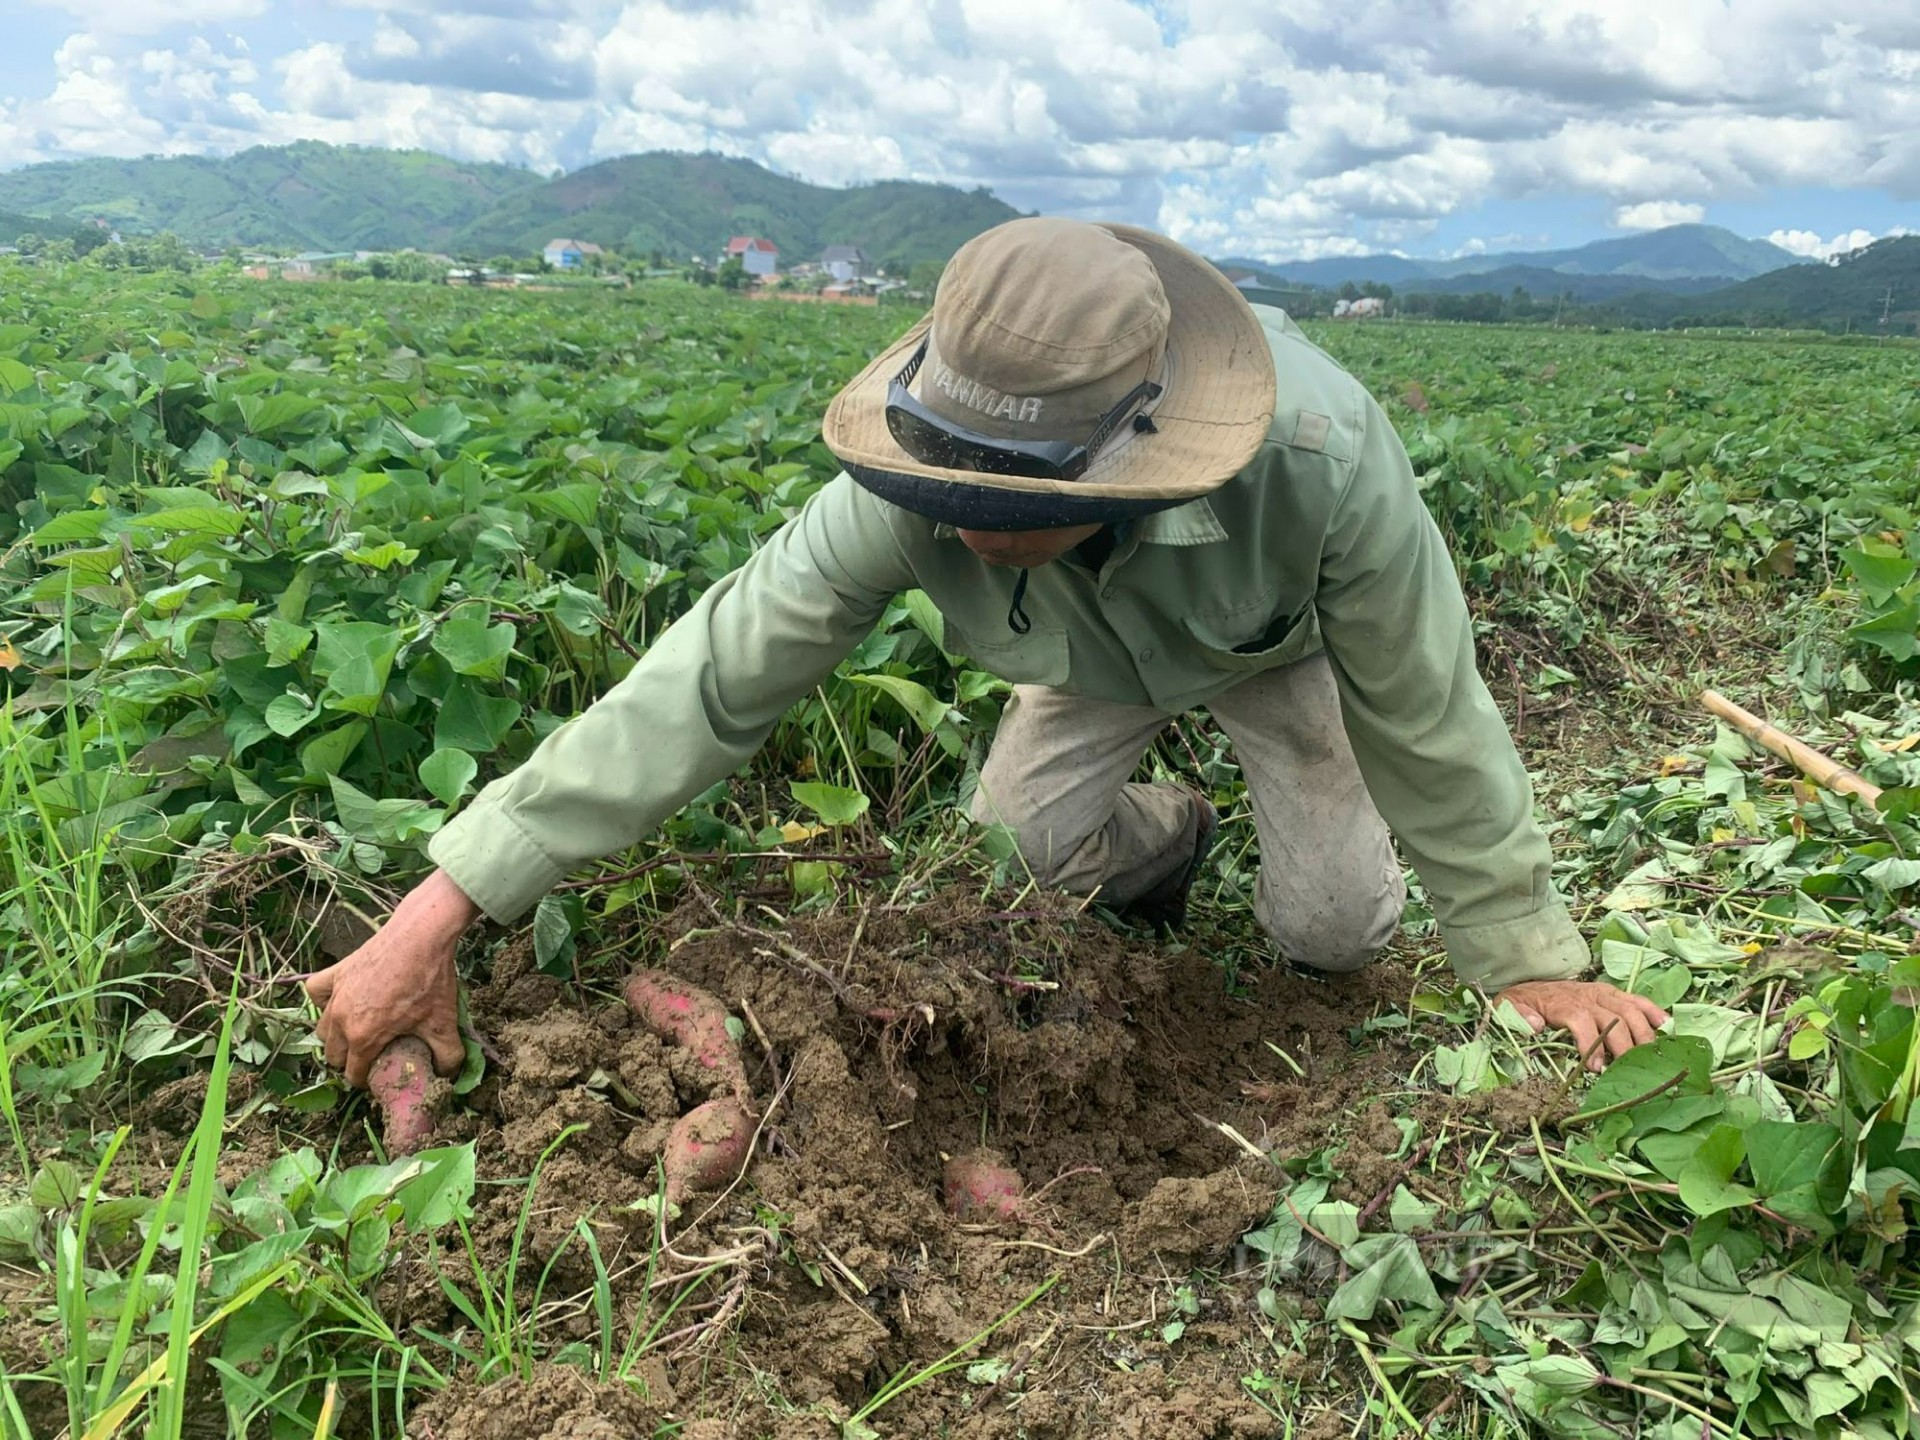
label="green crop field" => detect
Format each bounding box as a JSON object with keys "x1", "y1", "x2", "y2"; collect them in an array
[{"x1": 3, "y1": 264, "x2": 1920, "y2": 1439}]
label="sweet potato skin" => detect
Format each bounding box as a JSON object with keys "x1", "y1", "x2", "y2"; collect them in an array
[
  {"x1": 624, "y1": 970, "x2": 749, "y2": 1098},
  {"x1": 662, "y1": 1098, "x2": 756, "y2": 1202},
  {"x1": 943, "y1": 1150, "x2": 1025, "y2": 1220},
  {"x1": 369, "y1": 1037, "x2": 440, "y2": 1154}
]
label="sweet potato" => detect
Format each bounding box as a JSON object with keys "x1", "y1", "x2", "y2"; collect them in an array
[
  {"x1": 624, "y1": 969, "x2": 750, "y2": 1099},
  {"x1": 943, "y1": 1150, "x2": 1025, "y2": 1221},
  {"x1": 369, "y1": 1037, "x2": 440, "y2": 1154},
  {"x1": 662, "y1": 1097, "x2": 757, "y2": 1203}
]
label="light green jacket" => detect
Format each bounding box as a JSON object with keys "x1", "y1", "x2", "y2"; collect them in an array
[{"x1": 430, "y1": 307, "x2": 1589, "y2": 991}]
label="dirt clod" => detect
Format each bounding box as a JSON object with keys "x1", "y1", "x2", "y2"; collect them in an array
[{"x1": 411, "y1": 1362, "x2": 666, "y2": 1440}]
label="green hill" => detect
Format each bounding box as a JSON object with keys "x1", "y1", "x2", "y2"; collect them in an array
[
  {"x1": 0, "y1": 141, "x2": 542, "y2": 253},
  {"x1": 0, "y1": 142, "x2": 1023, "y2": 270},
  {"x1": 453, "y1": 151, "x2": 1024, "y2": 271},
  {"x1": 0, "y1": 208, "x2": 88, "y2": 248},
  {"x1": 1644, "y1": 236, "x2": 1920, "y2": 332}
]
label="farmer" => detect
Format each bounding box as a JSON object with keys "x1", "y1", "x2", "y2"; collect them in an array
[{"x1": 308, "y1": 218, "x2": 1668, "y2": 1087}]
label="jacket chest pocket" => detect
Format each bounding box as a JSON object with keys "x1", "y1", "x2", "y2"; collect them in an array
[
  {"x1": 943, "y1": 621, "x2": 1071, "y2": 688},
  {"x1": 1184, "y1": 603, "x2": 1323, "y2": 674}
]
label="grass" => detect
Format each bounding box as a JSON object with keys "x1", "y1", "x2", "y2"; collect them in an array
[{"x1": 0, "y1": 704, "x2": 136, "y2": 1132}]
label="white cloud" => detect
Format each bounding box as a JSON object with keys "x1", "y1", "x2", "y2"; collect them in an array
[
  {"x1": 1767, "y1": 225, "x2": 1911, "y2": 259},
  {"x1": 0, "y1": 0, "x2": 1914, "y2": 258},
  {"x1": 1614, "y1": 200, "x2": 1707, "y2": 230},
  {"x1": 26, "y1": 0, "x2": 268, "y2": 38}
]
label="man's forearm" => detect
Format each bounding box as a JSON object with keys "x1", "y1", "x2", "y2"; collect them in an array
[{"x1": 427, "y1": 475, "x2": 915, "y2": 922}]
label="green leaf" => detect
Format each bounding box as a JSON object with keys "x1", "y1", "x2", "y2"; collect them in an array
[
  {"x1": 0, "y1": 1204, "x2": 41, "y2": 1259},
  {"x1": 1325, "y1": 1233, "x2": 1439, "y2": 1321},
  {"x1": 1748, "y1": 1120, "x2": 1847, "y2": 1219},
  {"x1": 1579, "y1": 1034, "x2": 1713, "y2": 1113},
  {"x1": 1847, "y1": 602, "x2": 1920, "y2": 662},
  {"x1": 393, "y1": 1143, "x2": 476, "y2": 1228},
  {"x1": 419, "y1": 748, "x2": 478, "y2": 807},
  {"x1": 1864, "y1": 856, "x2": 1920, "y2": 892},
  {"x1": 0, "y1": 357, "x2": 36, "y2": 395},
  {"x1": 30, "y1": 509, "x2": 111, "y2": 545},
  {"x1": 29, "y1": 1160, "x2": 82, "y2": 1208},
  {"x1": 532, "y1": 893, "x2": 582, "y2": 976},
  {"x1": 136, "y1": 506, "x2": 246, "y2": 538},
  {"x1": 404, "y1": 402, "x2": 471, "y2": 447},
  {"x1": 328, "y1": 775, "x2": 444, "y2": 846},
  {"x1": 1387, "y1": 1185, "x2": 1438, "y2": 1233},
  {"x1": 263, "y1": 618, "x2": 313, "y2": 666},
  {"x1": 526, "y1": 482, "x2": 602, "y2": 530},
  {"x1": 901, "y1": 588, "x2": 950, "y2": 656},
  {"x1": 431, "y1": 617, "x2": 516, "y2": 680},
  {"x1": 344, "y1": 540, "x2": 419, "y2": 570},
  {"x1": 434, "y1": 680, "x2": 521, "y2": 753},
  {"x1": 790, "y1": 781, "x2": 870, "y2": 827},
  {"x1": 313, "y1": 621, "x2": 402, "y2": 715},
  {"x1": 237, "y1": 391, "x2": 324, "y2": 438},
  {"x1": 1676, "y1": 1123, "x2": 1757, "y2": 1216},
  {"x1": 1841, "y1": 541, "x2": 1917, "y2": 604},
  {"x1": 848, "y1": 673, "x2": 952, "y2": 734},
  {"x1": 298, "y1": 722, "x2": 368, "y2": 783},
  {"x1": 264, "y1": 692, "x2": 320, "y2": 738}
]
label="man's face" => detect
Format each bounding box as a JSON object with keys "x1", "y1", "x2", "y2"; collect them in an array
[{"x1": 955, "y1": 523, "x2": 1102, "y2": 568}]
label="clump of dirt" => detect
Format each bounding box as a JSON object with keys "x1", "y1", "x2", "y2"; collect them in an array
[
  {"x1": 410, "y1": 1361, "x2": 668, "y2": 1440},
  {"x1": 425, "y1": 888, "x2": 1423, "y2": 1435}
]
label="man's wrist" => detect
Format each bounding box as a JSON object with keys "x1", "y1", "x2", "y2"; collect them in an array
[{"x1": 411, "y1": 868, "x2": 483, "y2": 933}]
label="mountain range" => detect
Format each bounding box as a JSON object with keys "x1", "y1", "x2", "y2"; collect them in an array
[
  {"x1": 0, "y1": 142, "x2": 1906, "y2": 333},
  {"x1": 0, "y1": 141, "x2": 1023, "y2": 272},
  {"x1": 1221, "y1": 225, "x2": 1803, "y2": 302}
]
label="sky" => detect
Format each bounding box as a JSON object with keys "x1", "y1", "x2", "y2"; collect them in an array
[{"x1": 0, "y1": 0, "x2": 1914, "y2": 263}]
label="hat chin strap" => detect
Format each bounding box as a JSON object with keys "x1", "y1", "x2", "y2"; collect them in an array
[{"x1": 1006, "y1": 569, "x2": 1033, "y2": 635}]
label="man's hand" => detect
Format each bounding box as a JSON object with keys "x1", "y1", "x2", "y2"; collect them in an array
[
  {"x1": 1498, "y1": 979, "x2": 1669, "y2": 1072},
  {"x1": 305, "y1": 869, "x2": 480, "y2": 1088}
]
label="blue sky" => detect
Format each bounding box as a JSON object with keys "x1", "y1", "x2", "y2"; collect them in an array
[{"x1": 0, "y1": 0, "x2": 1913, "y2": 263}]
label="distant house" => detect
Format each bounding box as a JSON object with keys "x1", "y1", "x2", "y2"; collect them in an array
[
  {"x1": 543, "y1": 238, "x2": 605, "y2": 270},
  {"x1": 726, "y1": 236, "x2": 779, "y2": 277},
  {"x1": 821, "y1": 245, "x2": 868, "y2": 282},
  {"x1": 279, "y1": 251, "x2": 353, "y2": 280}
]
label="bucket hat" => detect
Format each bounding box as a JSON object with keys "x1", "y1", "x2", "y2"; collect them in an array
[{"x1": 823, "y1": 217, "x2": 1277, "y2": 532}]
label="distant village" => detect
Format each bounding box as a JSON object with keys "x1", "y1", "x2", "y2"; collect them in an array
[
  {"x1": 3, "y1": 221, "x2": 1394, "y2": 321},
  {"x1": 0, "y1": 213, "x2": 944, "y2": 305},
  {"x1": 223, "y1": 233, "x2": 920, "y2": 305}
]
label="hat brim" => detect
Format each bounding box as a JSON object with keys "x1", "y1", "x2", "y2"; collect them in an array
[{"x1": 822, "y1": 224, "x2": 1277, "y2": 533}]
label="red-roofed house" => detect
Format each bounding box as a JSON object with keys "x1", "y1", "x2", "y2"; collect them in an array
[{"x1": 725, "y1": 236, "x2": 779, "y2": 277}]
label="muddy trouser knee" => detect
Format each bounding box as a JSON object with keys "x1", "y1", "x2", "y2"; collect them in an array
[
  {"x1": 967, "y1": 686, "x2": 1198, "y2": 905},
  {"x1": 1204, "y1": 653, "x2": 1406, "y2": 972}
]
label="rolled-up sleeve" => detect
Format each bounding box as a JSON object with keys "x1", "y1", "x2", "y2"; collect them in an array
[
  {"x1": 428, "y1": 474, "x2": 915, "y2": 921},
  {"x1": 1313, "y1": 394, "x2": 1589, "y2": 991}
]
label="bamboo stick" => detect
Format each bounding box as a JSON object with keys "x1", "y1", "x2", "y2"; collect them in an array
[{"x1": 1699, "y1": 689, "x2": 1883, "y2": 806}]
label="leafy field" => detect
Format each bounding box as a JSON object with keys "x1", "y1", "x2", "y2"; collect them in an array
[{"x1": 3, "y1": 262, "x2": 1920, "y2": 1439}]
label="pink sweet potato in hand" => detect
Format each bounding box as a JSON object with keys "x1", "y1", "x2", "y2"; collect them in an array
[
  {"x1": 944, "y1": 1150, "x2": 1025, "y2": 1221},
  {"x1": 624, "y1": 969, "x2": 749, "y2": 1098},
  {"x1": 369, "y1": 1037, "x2": 441, "y2": 1154},
  {"x1": 662, "y1": 1097, "x2": 757, "y2": 1203}
]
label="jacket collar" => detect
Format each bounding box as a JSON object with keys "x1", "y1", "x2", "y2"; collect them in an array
[{"x1": 932, "y1": 497, "x2": 1226, "y2": 547}]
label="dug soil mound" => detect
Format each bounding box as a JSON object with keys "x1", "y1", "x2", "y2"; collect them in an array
[{"x1": 397, "y1": 890, "x2": 1497, "y2": 1437}]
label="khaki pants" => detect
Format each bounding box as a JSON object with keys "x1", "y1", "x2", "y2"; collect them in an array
[{"x1": 968, "y1": 653, "x2": 1406, "y2": 971}]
